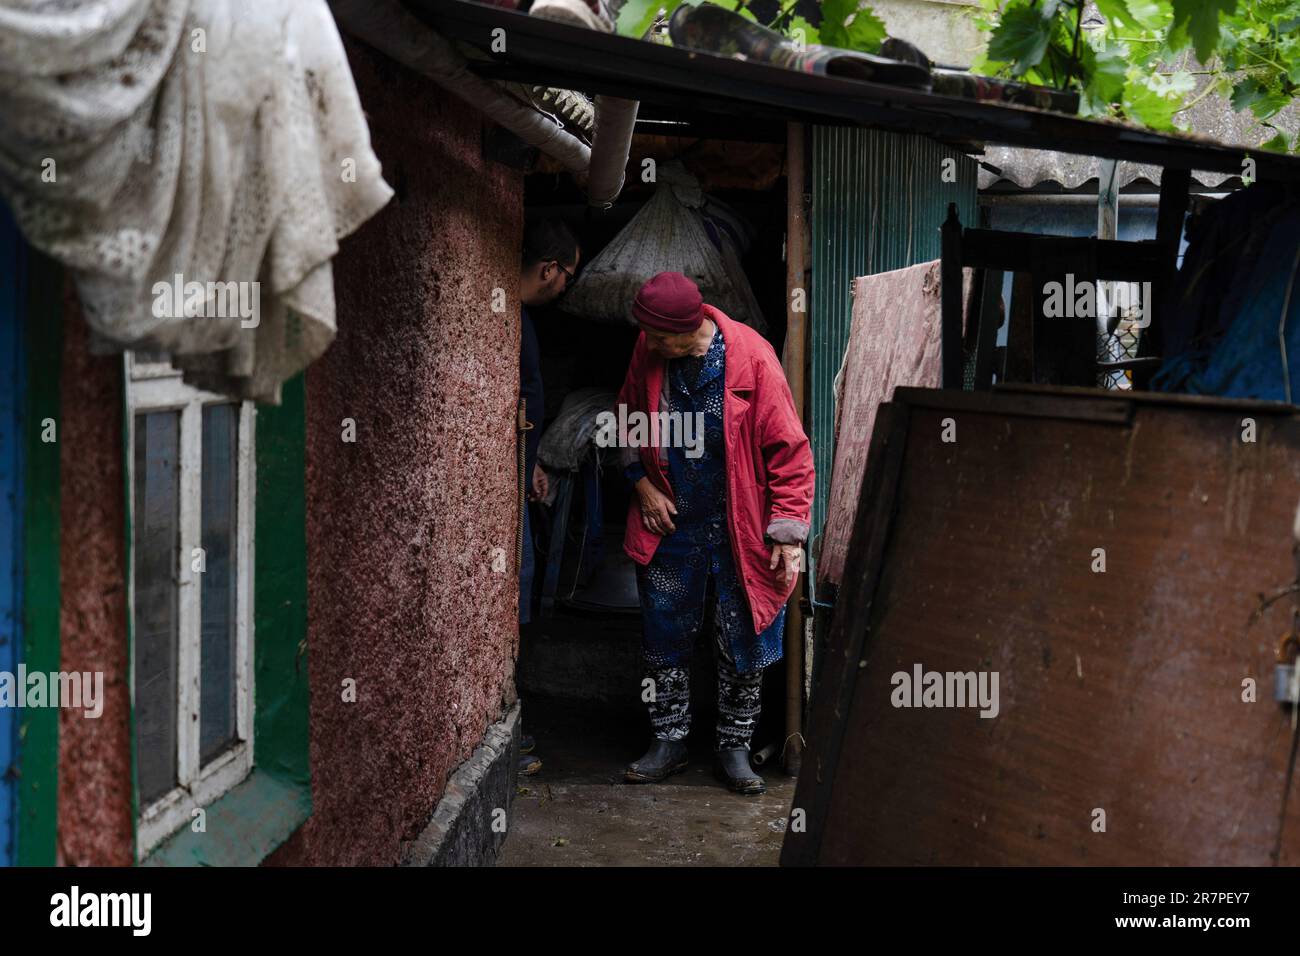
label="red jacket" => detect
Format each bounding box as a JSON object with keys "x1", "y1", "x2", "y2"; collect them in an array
[{"x1": 617, "y1": 306, "x2": 815, "y2": 633}]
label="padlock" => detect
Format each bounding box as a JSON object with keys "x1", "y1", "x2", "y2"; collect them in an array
[{"x1": 1274, "y1": 633, "x2": 1300, "y2": 704}]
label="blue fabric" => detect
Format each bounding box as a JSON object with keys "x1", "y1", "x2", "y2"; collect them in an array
[
  {"x1": 636, "y1": 324, "x2": 785, "y2": 675},
  {"x1": 0, "y1": 205, "x2": 24, "y2": 865},
  {"x1": 519, "y1": 503, "x2": 534, "y2": 625},
  {"x1": 520, "y1": 306, "x2": 544, "y2": 483},
  {"x1": 1153, "y1": 189, "x2": 1300, "y2": 401}
]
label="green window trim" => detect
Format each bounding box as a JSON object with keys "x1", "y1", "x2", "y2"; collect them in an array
[
  {"x1": 136, "y1": 373, "x2": 311, "y2": 866},
  {"x1": 17, "y1": 250, "x2": 62, "y2": 867},
  {"x1": 141, "y1": 767, "x2": 310, "y2": 867}
]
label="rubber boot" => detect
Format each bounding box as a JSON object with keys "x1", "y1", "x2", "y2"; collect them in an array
[
  {"x1": 625, "y1": 739, "x2": 689, "y2": 783},
  {"x1": 714, "y1": 747, "x2": 764, "y2": 795}
]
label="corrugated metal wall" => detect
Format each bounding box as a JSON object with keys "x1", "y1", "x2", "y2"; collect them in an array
[{"x1": 809, "y1": 127, "x2": 977, "y2": 581}]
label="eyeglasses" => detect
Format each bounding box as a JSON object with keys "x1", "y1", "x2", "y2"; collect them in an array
[{"x1": 552, "y1": 260, "x2": 575, "y2": 286}]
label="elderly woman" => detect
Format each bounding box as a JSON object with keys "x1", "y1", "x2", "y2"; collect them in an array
[{"x1": 616, "y1": 272, "x2": 814, "y2": 795}]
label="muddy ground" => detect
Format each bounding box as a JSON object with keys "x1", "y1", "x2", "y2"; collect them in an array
[{"x1": 498, "y1": 698, "x2": 795, "y2": 867}]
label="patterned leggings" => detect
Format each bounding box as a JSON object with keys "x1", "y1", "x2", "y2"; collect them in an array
[{"x1": 646, "y1": 615, "x2": 764, "y2": 751}]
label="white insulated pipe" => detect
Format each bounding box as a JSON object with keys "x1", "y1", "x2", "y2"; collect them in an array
[{"x1": 586, "y1": 94, "x2": 639, "y2": 208}]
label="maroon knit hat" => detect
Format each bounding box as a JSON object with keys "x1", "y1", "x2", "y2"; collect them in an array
[{"x1": 632, "y1": 272, "x2": 704, "y2": 333}]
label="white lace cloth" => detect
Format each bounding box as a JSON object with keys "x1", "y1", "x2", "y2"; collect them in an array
[{"x1": 0, "y1": 0, "x2": 393, "y2": 402}]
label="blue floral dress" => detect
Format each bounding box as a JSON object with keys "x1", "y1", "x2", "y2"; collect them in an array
[{"x1": 635, "y1": 324, "x2": 786, "y2": 676}]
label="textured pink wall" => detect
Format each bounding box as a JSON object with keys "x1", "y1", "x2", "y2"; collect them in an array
[
  {"x1": 57, "y1": 289, "x2": 134, "y2": 866},
  {"x1": 283, "y1": 40, "x2": 523, "y2": 866}
]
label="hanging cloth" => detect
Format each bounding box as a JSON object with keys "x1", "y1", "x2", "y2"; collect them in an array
[{"x1": 0, "y1": 0, "x2": 393, "y2": 402}]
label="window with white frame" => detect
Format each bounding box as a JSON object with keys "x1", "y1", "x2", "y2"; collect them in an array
[{"x1": 126, "y1": 352, "x2": 255, "y2": 857}]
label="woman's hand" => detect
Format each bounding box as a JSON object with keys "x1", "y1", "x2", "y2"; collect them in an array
[
  {"x1": 635, "y1": 477, "x2": 677, "y2": 535},
  {"x1": 530, "y1": 464, "x2": 549, "y2": 502},
  {"x1": 769, "y1": 543, "x2": 803, "y2": 586}
]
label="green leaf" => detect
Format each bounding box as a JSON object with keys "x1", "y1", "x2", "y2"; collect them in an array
[
  {"x1": 616, "y1": 0, "x2": 686, "y2": 38},
  {"x1": 1041, "y1": 39, "x2": 1078, "y2": 86},
  {"x1": 969, "y1": 0, "x2": 1300, "y2": 140},
  {"x1": 786, "y1": 15, "x2": 819, "y2": 46},
  {"x1": 1170, "y1": 0, "x2": 1236, "y2": 62},
  {"x1": 820, "y1": 0, "x2": 887, "y2": 54},
  {"x1": 818, "y1": 0, "x2": 852, "y2": 46},
  {"x1": 987, "y1": 2, "x2": 1053, "y2": 75},
  {"x1": 1163, "y1": 70, "x2": 1196, "y2": 96},
  {"x1": 1122, "y1": 77, "x2": 1180, "y2": 128},
  {"x1": 1230, "y1": 76, "x2": 1263, "y2": 111},
  {"x1": 1260, "y1": 130, "x2": 1294, "y2": 153},
  {"x1": 844, "y1": 6, "x2": 887, "y2": 52},
  {"x1": 969, "y1": 50, "x2": 1003, "y2": 77},
  {"x1": 1124, "y1": 0, "x2": 1170, "y2": 31},
  {"x1": 1085, "y1": 44, "x2": 1129, "y2": 102},
  {"x1": 1250, "y1": 91, "x2": 1291, "y2": 121},
  {"x1": 1094, "y1": 0, "x2": 1132, "y2": 28}
]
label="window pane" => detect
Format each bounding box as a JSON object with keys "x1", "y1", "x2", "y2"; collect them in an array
[
  {"x1": 133, "y1": 411, "x2": 180, "y2": 805},
  {"x1": 200, "y1": 403, "x2": 239, "y2": 765}
]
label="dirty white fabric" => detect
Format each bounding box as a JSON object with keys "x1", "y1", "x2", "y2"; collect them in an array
[{"x1": 0, "y1": 0, "x2": 393, "y2": 402}]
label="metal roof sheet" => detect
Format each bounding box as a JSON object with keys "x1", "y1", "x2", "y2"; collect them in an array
[
  {"x1": 979, "y1": 85, "x2": 1300, "y2": 191},
  {"x1": 401, "y1": 0, "x2": 1300, "y2": 182}
]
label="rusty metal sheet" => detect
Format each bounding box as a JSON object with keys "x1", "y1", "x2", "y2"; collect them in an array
[{"x1": 785, "y1": 387, "x2": 1300, "y2": 865}]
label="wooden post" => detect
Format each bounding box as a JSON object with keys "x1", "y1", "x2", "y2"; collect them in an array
[
  {"x1": 781, "y1": 121, "x2": 808, "y2": 777},
  {"x1": 1097, "y1": 159, "x2": 1119, "y2": 241},
  {"x1": 940, "y1": 204, "x2": 964, "y2": 388}
]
